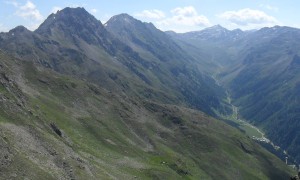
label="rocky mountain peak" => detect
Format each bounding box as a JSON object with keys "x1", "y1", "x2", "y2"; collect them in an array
[
  {"x1": 207, "y1": 24, "x2": 228, "y2": 31},
  {"x1": 105, "y1": 13, "x2": 146, "y2": 30},
  {"x1": 0, "y1": 25, "x2": 33, "y2": 42},
  {"x1": 179, "y1": 25, "x2": 245, "y2": 42},
  {"x1": 35, "y1": 7, "x2": 109, "y2": 46},
  {"x1": 9, "y1": 26, "x2": 30, "y2": 33}
]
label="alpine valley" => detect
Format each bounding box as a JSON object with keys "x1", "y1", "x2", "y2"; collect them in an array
[{"x1": 0, "y1": 7, "x2": 299, "y2": 179}]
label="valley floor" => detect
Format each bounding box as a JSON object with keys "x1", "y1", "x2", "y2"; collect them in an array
[{"x1": 217, "y1": 91, "x2": 296, "y2": 166}]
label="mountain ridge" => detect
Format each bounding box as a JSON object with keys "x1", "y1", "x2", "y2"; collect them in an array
[{"x1": 170, "y1": 23, "x2": 300, "y2": 163}]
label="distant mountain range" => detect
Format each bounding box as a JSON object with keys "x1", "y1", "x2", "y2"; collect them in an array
[
  {"x1": 0, "y1": 7, "x2": 298, "y2": 179},
  {"x1": 170, "y1": 25, "x2": 300, "y2": 163}
]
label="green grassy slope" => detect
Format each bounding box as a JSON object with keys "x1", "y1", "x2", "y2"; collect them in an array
[{"x1": 0, "y1": 49, "x2": 294, "y2": 179}]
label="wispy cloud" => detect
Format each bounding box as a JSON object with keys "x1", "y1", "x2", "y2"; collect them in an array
[
  {"x1": 156, "y1": 6, "x2": 210, "y2": 32},
  {"x1": 4, "y1": 0, "x2": 44, "y2": 30},
  {"x1": 218, "y1": 8, "x2": 279, "y2": 29},
  {"x1": 15, "y1": 1, "x2": 43, "y2": 21},
  {"x1": 166, "y1": 6, "x2": 210, "y2": 27},
  {"x1": 91, "y1": 8, "x2": 98, "y2": 14},
  {"x1": 0, "y1": 23, "x2": 9, "y2": 32},
  {"x1": 4, "y1": 0, "x2": 19, "y2": 7},
  {"x1": 135, "y1": 9, "x2": 165, "y2": 19},
  {"x1": 259, "y1": 4, "x2": 279, "y2": 12},
  {"x1": 171, "y1": 6, "x2": 198, "y2": 17}
]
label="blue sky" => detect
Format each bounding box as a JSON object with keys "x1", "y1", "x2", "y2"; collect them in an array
[{"x1": 0, "y1": 0, "x2": 299, "y2": 33}]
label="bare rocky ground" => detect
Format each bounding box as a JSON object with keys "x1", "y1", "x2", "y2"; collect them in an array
[{"x1": 0, "y1": 123, "x2": 88, "y2": 179}]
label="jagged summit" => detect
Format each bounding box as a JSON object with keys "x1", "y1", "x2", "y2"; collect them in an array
[
  {"x1": 37, "y1": 7, "x2": 97, "y2": 29},
  {"x1": 55, "y1": 7, "x2": 86, "y2": 14},
  {"x1": 35, "y1": 7, "x2": 110, "y2": 47},
  {"x1": 36, "y1": 7, "x2": 105, "y2": 37}
]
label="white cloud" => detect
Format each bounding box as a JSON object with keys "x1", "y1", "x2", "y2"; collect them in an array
[
  {"x1": 156, "y1": 6, "x2": 210, "y2": 32},
  {"x1": 5, "y1": 1, "x2": 44, "y2": 30},
  {"x1": 290, "y1": 24, "x2": 300, "y2": 29},
  {"x1": 91, "y1": 9, "x2": 98, "y2": 14},
  {"x1": 133, "y1": 6, "x2": 209, "y2": 32},
  {"x1": 259, "y1": 4, "x2": 279, "y2": 12},
  {"x1": 27, "y1": 22, "x2": 41, "y2": 31},
  {"x1": 0, "y1": 24, "x2": 9, "y2": 32},
  {"x1": 51, "y1": 6, "x2": 62, "y2": 14},
  {"x1": 4, "y1": 0, "x2": 19, "y2": 7},
  {"x1": 219, "y1": 8, "x2": 278, "y2": 27},
  {"x1": 15, "y1": 1, "x2": 43, "y2": 21},
  {"x1": 171, "y1": 6, "x2": 197, "y2": 17},
  {"x1": 135, "y1": 9, "x2": 165, "y2": 19},
  {"x1": 158, "y1": 14, "x2": 209, "y2": 27}
]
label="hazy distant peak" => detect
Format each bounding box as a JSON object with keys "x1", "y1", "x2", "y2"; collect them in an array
[
  {"x1": 232, "y1": 28, "x2": 243, "y2": 32},
  {"x1": 204, "y1": 25, "x2": 229, "y2": 32},
  {"x1": 9, "y1": 26, "x2": 30, "y2": 34},
  {"x1": 7, "y1": 26, "x2": 32, "y2": 37},
  {"x1": 254, "y1": 25, "x2": 300, "y2": 38},
  {"x1": 210, "y1": 24, "x2": 226, "y2": 29}
]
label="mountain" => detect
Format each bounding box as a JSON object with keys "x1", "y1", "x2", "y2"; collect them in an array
[
  {"x1": 0, "y1": 49, "x2": 293, "y2": 179},
  {"x1": 222, "y1": 26, "x2": 300, "y2": 162},
  {"x1": 106, "y1": 13, "x2": 191, "y2": 62},
  {"x1": 166, "y1": 25, "x2": 247, "y2": 75},
  {"x1": 106, "y1": 14, "x2": 229, "y2": 115},
  {"x1": 0, "y1": 8, "x2": 227, "y2": 116},
  {"x1": 177, "y1": 25, "x2": 245, "y2": 43},
  {"x1": 171, "y1": 25, "x2": 300, "y2": 163},
  {"x1": 0, "y1": 7, "x2": 295, "y2": 179}
]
